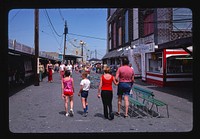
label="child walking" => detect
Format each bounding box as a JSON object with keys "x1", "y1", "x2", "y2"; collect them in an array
[
  {"x1": 78, "y1": 72, "x2": 91, "y2": 117},
  {"x1": 61, "y1": 70, "x2": 75, "y2": 117}
]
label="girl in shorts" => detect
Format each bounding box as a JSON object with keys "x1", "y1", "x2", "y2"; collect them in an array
[{"x1": 61, "y1": 70, "x2": 74, "y2": 117}]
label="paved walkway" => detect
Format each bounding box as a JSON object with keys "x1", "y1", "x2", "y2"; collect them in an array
[{"x1": 8, "y1": 70, "x2": 193, "y2": 133}]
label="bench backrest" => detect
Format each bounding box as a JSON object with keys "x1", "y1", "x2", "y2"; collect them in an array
[{"x1": 133, "y1": 85, "x2": 154, "y2": 99}]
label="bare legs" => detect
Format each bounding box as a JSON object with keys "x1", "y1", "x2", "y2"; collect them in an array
[{"x1": 117, "y1": 94, "x2": 129, "y2": 117}]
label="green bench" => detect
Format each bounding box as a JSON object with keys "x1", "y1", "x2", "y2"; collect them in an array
[
  {"x1": 128, "y1": 95, "x2": 149, "y2": 117},
  {"x1": 128, "y1": 86, "x2": 153, "y2": 117},
  {"x1": 130, "y1": 85, "x2": 169, "y2": 118}
]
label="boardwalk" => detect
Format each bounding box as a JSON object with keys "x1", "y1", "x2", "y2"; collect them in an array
[{"x1": 8, "y1": 70, "x2": 193, "y2": 133}]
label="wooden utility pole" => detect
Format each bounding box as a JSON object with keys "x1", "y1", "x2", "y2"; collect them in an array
[
  {"x1": 34, "y1": 9, "x2": 39, "y2": 86},
  {"x1": 63, "y1": 20, "x2": 68, "y2": 63}
]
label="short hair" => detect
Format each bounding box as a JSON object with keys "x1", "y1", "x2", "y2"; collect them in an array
[
  {"x1": 64, "y1": 70, "x2": 71, "y2": 77},
  {"x1": 122, "y1": 58, "x2": 129, "y2": 65},
  {"x1": 104, "y1": 67, "x2": 110, "y2": 73},
  {"x1": 82, "y1": 72, "x2": 88, "y2": 78}
]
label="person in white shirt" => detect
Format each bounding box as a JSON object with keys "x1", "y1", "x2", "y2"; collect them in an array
[
  {"x1": 59, "y1": 62, "x2": 66, "y2": 79},
  {"x1": 66, "y1": 63, "x2": 73, "y2": 77},
  {"x1": 78, "y1": 72, "x2": 91, "y2": 117}
]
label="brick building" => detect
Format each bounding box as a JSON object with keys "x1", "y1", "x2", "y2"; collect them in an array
[{"x1": 102, "y1": 8, "x2": 192, "y2": 86}]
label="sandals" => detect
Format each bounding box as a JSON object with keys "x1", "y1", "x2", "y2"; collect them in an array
[
  {"x1": 124, "y1": 115, "x2": 129, "y2": 118},
  {"x1": 115, "y1": 112, "x2": 120, "y2": 117}
]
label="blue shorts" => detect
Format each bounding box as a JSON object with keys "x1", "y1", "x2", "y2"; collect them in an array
[
  {"x1": 81, "y1": 90, "x2": 89, "y2": 98},
  {"x1": 117, "y1": 82, "x2": 132, "y2": 96}
]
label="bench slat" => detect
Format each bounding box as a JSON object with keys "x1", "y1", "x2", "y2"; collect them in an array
[{"x1": 131, "y1": 85, "x2": 169, "y2": 118}]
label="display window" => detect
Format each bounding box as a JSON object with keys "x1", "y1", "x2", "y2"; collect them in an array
[
  {"x1": 167, "y1": 55, "x2": 192, "y2": 73},
  {"x1": 148, "y1": 52, "x2": 163, "y2": 73}
]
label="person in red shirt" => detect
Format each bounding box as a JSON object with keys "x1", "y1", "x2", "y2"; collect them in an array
[{"x1": 97, "y1": 66, "x2": 118, "y2": 120}]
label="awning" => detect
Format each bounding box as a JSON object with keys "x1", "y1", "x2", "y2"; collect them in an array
[
  {"x1": 102, "y1": 49, "x2": 124, "y2": 59},
  {"x1": 88, "y1": 58, "x2": 102, "y2": 62},
  {"x1": 158, "y1": 36, "x2": 192, "y2": 50},
  {"x1": 158, "y1": 36, "x2": 193, "y2": 56},
  {"x1": 64, "y1": 54, "x2": 82, "y2": 59}
]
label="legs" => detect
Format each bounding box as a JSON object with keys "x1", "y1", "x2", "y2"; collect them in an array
[
  {"x1": 117, "y1": 95, "x2": 122, "y2": 115},
  {"x1": 117, "y1": 82, "x2": 131, "y2": 118},
  {"x1": 39, "y1": 72, "x2": 43, "y2": 81},
  {"x1": 69, "y1": 95, "x2": 74, "y2": 110},
  {"x1": 101, "y1": 92, "x2": 108, "y2": 118},
  {"x1": 64, "y1": 96, "x2": 69, "y2": 116},
  {"x1": 64, "y1": 95, "x2": 74, "y2": 117},
  {"x1": 101, "y1": 91, "x2": 113, "y2": 119},
  {"x1": 69, "y1": 95, "x2": 74, "y2": 116},
  {"x1": 81, "y1": 97, "x2": 88, "y2": 116},
  {"x1": 124, "y1": 95, "x2": 129, "y2": 117}
]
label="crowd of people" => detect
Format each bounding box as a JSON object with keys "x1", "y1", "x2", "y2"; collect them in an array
[{"x1": 57, "y1": 58, "x2": 135, "y2": 120}]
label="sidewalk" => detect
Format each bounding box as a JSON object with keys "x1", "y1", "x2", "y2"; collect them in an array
[{"x1": 8, "y1": 70, "x2": 193, "y2": 133}]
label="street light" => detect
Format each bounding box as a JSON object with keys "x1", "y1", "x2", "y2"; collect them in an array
[{"x1": 80, "y1": 40, "x2": 85, "y2": 62}]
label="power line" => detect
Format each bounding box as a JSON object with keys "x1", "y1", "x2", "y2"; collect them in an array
[
  {"x1": 58, "y1": 9, "x2": 65, "y2": 22},
  {"x1": 68, "y1": 32, "x2": 106, "y2": 41},
  {"x1": 42, "y1": 10, "x2": 64, "y2": 52},
  {"x1": 9, "y1": 9, "x2": 21, "y2": 23},
  {"x1": 44, "y1": 9, "x2": 63, "y2": 37}
]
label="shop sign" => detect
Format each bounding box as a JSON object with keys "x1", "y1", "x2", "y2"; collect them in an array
[{"x1": 133, "y1": 43, "x2": 155, "y2": 53}]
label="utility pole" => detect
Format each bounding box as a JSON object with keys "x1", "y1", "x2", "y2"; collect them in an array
[
  {"x1": 80, "y1": 40, "x2": 85, "y2": 62},
  {"x1": 95, "y1": 49, "x2": 97, "y2": 59},
  {"x1": 34, "y1": 9, "x2": 39, "y2": 86},
  {"x1": 63, "y1": 20, "x2": 68, "y2": 63}
]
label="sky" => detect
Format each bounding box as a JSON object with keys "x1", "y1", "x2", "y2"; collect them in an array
[{"x1": 8, "y1": 8, "x2": 107, "y2": 60}]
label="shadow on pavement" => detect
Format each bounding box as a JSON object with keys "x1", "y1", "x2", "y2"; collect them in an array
[{"x1": 135, "y1": 78, "x2": 193, "y2": 102}]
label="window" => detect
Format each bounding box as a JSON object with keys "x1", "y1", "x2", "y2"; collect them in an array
[
  {"x1": 125, "y1": 10, "x2": 129, "y2": 43},
  {"x1": 133, "y1": 8, "x2": 139, "y2": 40},
  {"x1": 109, "y1": 39, "x2": 111, "y2": 50},
  {"x1": 108, "y1": 23, "x2": 111, "y2": 38},
  {"x1": 172, "y1": 8, "x2": 192, "y2": 31},
  {"x1": 113, "y1": 22, "x2": 116, "y2": 48},
  {"x1": 144, "y1": 13, "x2": 154, "y2": 35},
  {"x1": 149, "y1": 53, "x2": 162, "y2": 73},
  {"x1": 167, "y1": 55, "x2": 192, "y2": 73},
  {"x1": 118, "y1": 17, "x2": 122, "y2": 46}
]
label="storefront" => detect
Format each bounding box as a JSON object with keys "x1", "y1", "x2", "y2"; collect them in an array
[
  {"x1": 146, "y1": 48, "x2": 193, "y2": 86},
  {"x1": 126, "y1": 36, "x2": 193, "y2": 87},
  {"x1": 146, "y1": 37, "x2": 193, "y2": 86}
]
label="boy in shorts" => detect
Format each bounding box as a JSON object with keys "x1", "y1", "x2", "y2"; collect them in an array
[{"x1": 78, "y1": 72, "x2": 91, "y2": 117}]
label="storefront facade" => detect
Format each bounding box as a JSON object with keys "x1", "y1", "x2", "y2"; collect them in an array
[{"x1": 146, "y1": 47, "x2": 192, "y2": 87}]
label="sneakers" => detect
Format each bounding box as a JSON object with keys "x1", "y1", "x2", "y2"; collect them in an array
[
  {"x1": 83, "y1": 112, "x2": 87, "y2": 117},
  {"x1": 65, "y1": 112, "x2": 69, "y2": 117},
  {"x1": 69, "y1": 109, "x2": 74, "y2": 117},
  {"x1": 65, "y1": 109, "x2": 74, "y2": 117}
]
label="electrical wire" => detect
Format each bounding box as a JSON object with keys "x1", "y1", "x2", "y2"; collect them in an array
[
  {"x1": 68, "y1": 33, "x2": 106, "y2": 41},
  {"x1": 44, "y1": 9, "x2": 63, "y2": 37}
]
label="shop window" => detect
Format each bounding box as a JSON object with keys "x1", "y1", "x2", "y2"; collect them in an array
[
  {"x1": 144, "y1": 13, "x2": 154, "y2": 36},
  {"x1": 167, "y1": 55, "x2": 192, "y2": 73},
  {"x1": 125, "y1": 10, "x2": 129, "y2": 43},
  {"x1": 149, "y1": 53, "x2": 162, "y2": 73}
]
